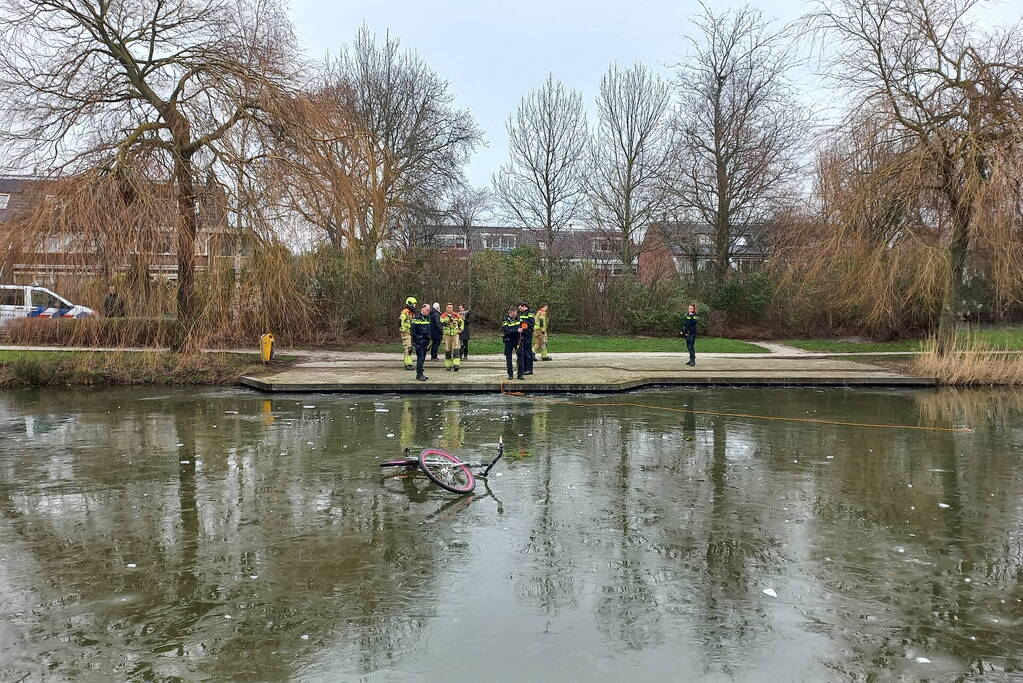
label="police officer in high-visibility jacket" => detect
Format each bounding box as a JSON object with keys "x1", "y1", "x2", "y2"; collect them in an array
[
  {"x1": 502, "y1": 307, "x2": 525, "y2": 380},
  {"x1": 681, "y1": 303, "x2": 699, "y2": 366},
  {"x1": 517, "y1": 301, "x2": 535, "y2": 375},
  {"x1": 440, "y1": 303, "x2": 464, "y2": 372},
  {"x1": 534, "y1": 303, "x2": 551, "y2": 361},
  {"x1": 411, "y1": 303, "x2": 433, "y2": 381},
  {"x1": 399, "y1": 296, "x2": 417, "y2": 370}
]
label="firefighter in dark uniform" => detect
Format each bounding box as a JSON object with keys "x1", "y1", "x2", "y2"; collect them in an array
[
  {"x1": 517, "y1": 301, "x2": 535, "y2": 375},
  {"x1": 411, "y1": 303, "x2": 434, "y2": 381},
  {"x1": 681, "y1": 303, "x2": 699, "y2": 366},
  {"x1": 502, "y1": 306, "x2": 525, "y2": 380}
]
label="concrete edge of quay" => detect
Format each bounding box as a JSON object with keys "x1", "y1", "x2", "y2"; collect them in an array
[{"x1": 238, "y1": 374, "x2": 938, "y2": 393}]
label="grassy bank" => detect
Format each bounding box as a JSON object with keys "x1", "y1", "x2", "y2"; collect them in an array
[
  {"x1": 352, "y1": 333, "x2": 768, "y2": 354},
  {"x1": 0, "y1": 350, "x2": 275, "y2": 388}
]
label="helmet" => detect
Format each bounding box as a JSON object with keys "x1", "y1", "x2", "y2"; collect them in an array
[{"x1": 405, "y1": 296, "x2": 417, "y2": 307}]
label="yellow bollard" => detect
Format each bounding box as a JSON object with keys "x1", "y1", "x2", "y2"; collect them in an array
[{"x1": 260, "y1": 332, "x2": 275, "y2": 363}]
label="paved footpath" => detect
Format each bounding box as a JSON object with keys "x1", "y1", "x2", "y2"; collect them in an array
[
  {"x1": 0, "y1": 344, "x2": 936, "y2": 392},
  {"x1": 240, "y1": 350, "x2": 934, "y2": 393}
]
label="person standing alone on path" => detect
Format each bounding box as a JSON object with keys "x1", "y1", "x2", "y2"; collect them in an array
[
  {"x1": 440, "y1": 303, "x2": 464, "y2": 372},
  {"x1": 502, "y1": 306, "x2": 525, "y2": 380},
  {"x1": 517, "y1": 301, "x2": 535, "y2": 375},
  {"x1": 681, "y1": 303, "x2": 699, "y2": 366},
  {"x1": 534, "y1": 303, "x2": 551, "y2": 361},
  {"x1": 411, "y1": 303, "x2": 433, "y2": 381},
  {"x1": 429, "y1": 302, "x2": 443, "y2": 361},
  {"x1": 458, "y1": 304, "x2": 471, "y2": 359}
]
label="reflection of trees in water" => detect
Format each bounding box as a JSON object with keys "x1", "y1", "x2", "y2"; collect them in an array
[
  {"x1": 516, "y1": 403, "x2": 580, "y2": 615},
  {"x1": 0, "y1": 392, "x2": 454, "y2": 680},
  {"x1": 594, "y1": 422, "x2": 665, "y2": 651},
  {"x1": 767, "y1": 389, "x2": 1023, "y2": 678},
  {"x1": 686, "y1": 413, "x2": 780, "y2": 676}
]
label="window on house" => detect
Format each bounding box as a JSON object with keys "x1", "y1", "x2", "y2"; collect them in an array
[
  {"x1": 437, "y1": 234, "x2": 468, "y2": 250},
  {"x1": 482, "y1": 233, "x2": 516, "y2": 251},
  {"x1": 593, "y1": 239, "x2": 615, "y2": 254},
  {"x1": 0, "y1": 193, "x2": 10, "y2": 210}
]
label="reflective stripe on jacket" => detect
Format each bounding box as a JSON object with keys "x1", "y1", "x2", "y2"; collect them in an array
[{"x1": 440, "y1": 312, "x2": 464, "y2": 336}]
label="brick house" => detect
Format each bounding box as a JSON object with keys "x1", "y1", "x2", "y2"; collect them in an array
[
  {"x1": 637, "y1": 221, "x2": 771, "y2": 284},
  {"x1": 0, "y1": 175, "x2": 245, "y2": 283},
  {"x1": 427, "y1": 223, "x2": 640, "y2": 275}
]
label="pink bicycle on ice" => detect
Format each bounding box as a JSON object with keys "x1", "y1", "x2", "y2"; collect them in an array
[{"x1": 379, "y1": 438, "x2": 504, "y2": 494}]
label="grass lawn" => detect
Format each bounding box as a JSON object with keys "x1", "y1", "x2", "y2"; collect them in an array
[
  {"x1": 782, "y1": 326, "x2": 1023, "y2": 353},
  {"x1": 0, "y1": 350, "x2": 90, "y2": 363},
  {"x1": 353, "y1": 333, "x2": 768, "y2": 354},
  {"x1": 779, "y1": 339, "x2": 922, "y2": 353},
  {"x1": 975, "y1": 325, "x2": 1023, "y2": 349}
]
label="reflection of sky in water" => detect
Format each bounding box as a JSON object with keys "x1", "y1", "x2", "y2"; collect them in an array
[{"x1": 1, "y1": 387, "x2": 1022, "y2": 681}]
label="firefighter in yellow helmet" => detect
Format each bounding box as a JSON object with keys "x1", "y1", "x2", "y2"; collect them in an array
[
  {"x1": 440, "y1": 303, "x2": 464, "y2": 371},
  {"x1": 534, "y1": 303, "x2": 551, "y2": 361},
  {"x1": 399, "y1": 296, "x2": 417, "y2": 370}
]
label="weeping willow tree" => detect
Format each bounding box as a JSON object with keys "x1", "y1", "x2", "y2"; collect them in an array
[
  {"x1": 0, "y1": 0, "x2": 298, "y2": 351},
  {"x1": 786, "y1": 0, "x2": 1023, "y2": 347}
]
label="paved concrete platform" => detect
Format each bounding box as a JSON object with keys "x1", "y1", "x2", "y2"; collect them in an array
[{"x1": 240, "y1": 353, "x2": 935, "y2": 393}]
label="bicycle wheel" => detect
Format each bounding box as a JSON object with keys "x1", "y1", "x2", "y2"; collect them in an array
[{"x1": 418, "y1": 448, "x2": 475, "y2": 494}]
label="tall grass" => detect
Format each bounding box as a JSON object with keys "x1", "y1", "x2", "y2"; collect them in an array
[
  {"x1": 910, "y1": 332, "x2": 1023, "y2": 385},
  {"x1": 0, "y1": 351, "x2": 266, "y2": 388}
]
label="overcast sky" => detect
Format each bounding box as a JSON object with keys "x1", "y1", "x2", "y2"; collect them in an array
[{"x1": 290, "y1": 0, "x2": 1019, "y2": 189}]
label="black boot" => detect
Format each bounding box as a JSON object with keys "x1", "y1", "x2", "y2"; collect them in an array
[
  {"x1": 517, "y1": 373, "x2": 524, "y2": 380},
  {"x1": 417, "y1": 373, "x2": 427, "y2": 381},
  {"x1": 507, "y1": 373, "x2": 513, "y2": 380}
]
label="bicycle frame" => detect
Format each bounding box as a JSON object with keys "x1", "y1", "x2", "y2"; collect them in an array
[{"x1": 381, "y1": 438, "x2": 504, "y2": 477}]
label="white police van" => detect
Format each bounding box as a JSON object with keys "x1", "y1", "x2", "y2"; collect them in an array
[{"x1": 0, "y1": 284, "x2": 97, "y2": 327}]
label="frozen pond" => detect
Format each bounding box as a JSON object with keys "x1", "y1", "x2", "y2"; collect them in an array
[{"x1": 1, "y1": 386, "x2": 1022, "y2": 681}]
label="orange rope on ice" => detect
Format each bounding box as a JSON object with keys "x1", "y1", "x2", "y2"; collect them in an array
[{"x1": 498, "y1": 382, "x2": 974, "y2": 434}]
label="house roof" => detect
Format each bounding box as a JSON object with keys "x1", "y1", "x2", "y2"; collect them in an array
[
  {"x1": 0, "y1": 176, "x2": 47, "y2": 224},
  {"x1": 645, "y1": 220, "x2": 771, "y2": 258}
]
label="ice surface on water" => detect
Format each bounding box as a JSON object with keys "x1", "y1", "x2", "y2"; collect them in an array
[{"x1": 2, "y1": 386, "x2": 1021, "y2": 682}]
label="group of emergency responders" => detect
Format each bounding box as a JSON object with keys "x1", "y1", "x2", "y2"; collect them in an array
[{"x1": 399, "y1": 298, "x2": 550, "y2": 381}]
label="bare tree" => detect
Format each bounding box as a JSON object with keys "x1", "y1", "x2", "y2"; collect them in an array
[
  {"x1": 668, "y1": 4, "x2": 807, "y2": 286},
  {"x1": 446, "y1": 185, "x2": 492, "y2": 246},
  {"x1": 493, "y1": 75, "x2": 589, "y2": 274},
  {"x1": 588, "y1": 63, "x2": 671, "y2": 271},
  {"x1": 0, "y1": 0, "x2": 297, "y2": 349},
  {"x1": 277, "y1": 28, "x2": 480, "y2": 261},
  {"x1": 806, "y1": 0, "x2": 1023, "y2": 347}
]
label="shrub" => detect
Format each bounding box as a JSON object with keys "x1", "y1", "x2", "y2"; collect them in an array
[
  {"x1": 8, "y1": 317, "x2": 178, "y2": 347},
  {"x1": 710, "y1": 272, "x2": 772, "y2": 322}
]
